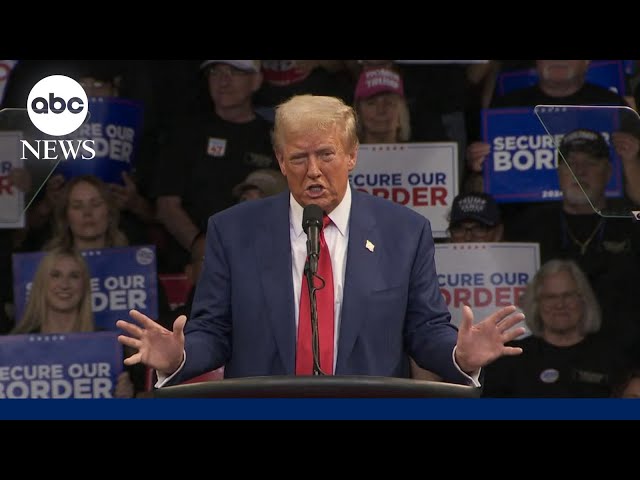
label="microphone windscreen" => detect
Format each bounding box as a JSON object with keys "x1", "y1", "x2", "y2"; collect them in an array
[{"x1": 302, "y1": 204, "x2": 323, "y2": 234}]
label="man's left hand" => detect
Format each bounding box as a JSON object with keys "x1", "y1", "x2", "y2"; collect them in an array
[{"x1": 454, "y1": 304, "x2": 525, "y2": 374}]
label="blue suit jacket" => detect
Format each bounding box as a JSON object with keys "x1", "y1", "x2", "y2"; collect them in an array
[{"x1": 172, "y1": 187, "x2": 469, "y2": 384}]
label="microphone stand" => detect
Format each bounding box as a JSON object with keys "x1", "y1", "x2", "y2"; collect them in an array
[{"x1": 305, "y1": 256, "x2": 324, "y2": 376}]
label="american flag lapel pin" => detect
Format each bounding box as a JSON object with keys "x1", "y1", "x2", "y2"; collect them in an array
[{"x1": 365, "y1": 240, "x2": 375, "y2": 252}]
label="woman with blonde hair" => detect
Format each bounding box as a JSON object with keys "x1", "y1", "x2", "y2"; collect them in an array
[
  {"x1": 10, "y1": 247, "x2": 135, "y2": 397},
  {"x1": 353, "y1": 66, "x2": 412, "y2": 144},
  {"x1": 41, "y1": 175, "x2": 174, "y2": 390},
  {"x1": 12, "y1": 247, "x2": 94, "y2": 335},
  {"x1": 45, "y1": 175, "x2": 128, "y2": 251}
]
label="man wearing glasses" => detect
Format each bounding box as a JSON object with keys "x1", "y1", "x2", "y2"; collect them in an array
[{"x1": 153, "y1": 60, "x2": 278, "y2": 269}]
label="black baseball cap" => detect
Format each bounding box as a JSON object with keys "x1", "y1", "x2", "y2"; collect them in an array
[
  {"x1": 449, "y1": 192, "x2": 501, "y2": 227},
  {"x1": 559, "y1": 129, "x2": 610, "y2": 160}
]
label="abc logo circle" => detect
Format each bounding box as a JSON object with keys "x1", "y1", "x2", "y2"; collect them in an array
[{"x1": 27, "y1": 75, "x2": 88, "y2": 136}]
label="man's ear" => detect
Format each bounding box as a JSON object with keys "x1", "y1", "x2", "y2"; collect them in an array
[
  {"x1": 347, "y1": 147, "x2": 358, "y2": 171},
  {"x1": 277, "y1": 154, "x2": 287, "y2": 176}
]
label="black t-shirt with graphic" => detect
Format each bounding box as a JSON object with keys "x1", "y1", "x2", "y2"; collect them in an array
[{"x1": 153, "y1": 112, "x2": 277, "y2": 232}]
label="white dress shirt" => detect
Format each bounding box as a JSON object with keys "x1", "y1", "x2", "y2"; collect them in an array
[{"x1": 289, "y1": 186, "x2": 352, "y2": 371}]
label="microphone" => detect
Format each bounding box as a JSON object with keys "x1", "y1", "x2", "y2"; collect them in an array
[
  {"x1": 302, "y1": 204, "x2": 324, "y2": 375},
  {"x1": 302, "y1": 204, "x2": 323, "y2": 275}
]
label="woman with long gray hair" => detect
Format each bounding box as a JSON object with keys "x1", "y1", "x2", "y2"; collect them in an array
[{"x1": 482, "y1": 258, "x2": 627, "y2": 397}]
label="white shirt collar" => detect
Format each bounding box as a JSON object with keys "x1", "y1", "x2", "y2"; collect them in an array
[{"x1": 290, "y1": 186, "x2": 351, "y2": 238}]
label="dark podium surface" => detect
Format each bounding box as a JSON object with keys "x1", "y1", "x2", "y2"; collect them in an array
[{"x1": 152, "y1": 375, "x2": 480, "y2": 398}]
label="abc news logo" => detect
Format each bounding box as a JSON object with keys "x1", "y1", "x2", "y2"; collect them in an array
[{"x1": 22, "y1": 75, "x2": 95, "y2": 160}]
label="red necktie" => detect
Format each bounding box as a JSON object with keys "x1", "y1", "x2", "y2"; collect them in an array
[{"x1": 296, "y1": 214, "x2": 334, "y2": 375}]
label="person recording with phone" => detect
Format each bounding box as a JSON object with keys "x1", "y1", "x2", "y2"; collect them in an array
[{"x1": 116, "y1": 94, "x2": 525, "y2": 387}]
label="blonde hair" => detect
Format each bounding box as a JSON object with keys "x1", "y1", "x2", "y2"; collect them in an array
[
  {"x1": 521, "y1": 258, "x2": 601, "y2": 337},
  {"x1": 12, "y1": 248, "x2": 95, "y2": 334},
  {"x1": 355, "y1": 95, "x2": 411, "y2": 143},
  {"x1": 45, "y1": 175, "x2": 128, "y2": 251},
  {"x1": 271, "y1": 95, "x2": 359, "y2": 156}
]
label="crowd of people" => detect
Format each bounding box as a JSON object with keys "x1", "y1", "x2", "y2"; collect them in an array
[{"x1": 1, "y1": 59, "x2": 639, "y2": 398}]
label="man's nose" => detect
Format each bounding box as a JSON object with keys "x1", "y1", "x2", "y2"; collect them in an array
[{"x1": 306, "y1": 157, "x2": 322, "y2": 177}]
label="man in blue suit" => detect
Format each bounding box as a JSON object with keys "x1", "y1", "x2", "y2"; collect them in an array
[{"x1": 117, "y1": 94, "x2": 525, "y2": 387}]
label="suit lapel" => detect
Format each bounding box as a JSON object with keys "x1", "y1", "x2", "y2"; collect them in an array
[
  {"x1": 336, "y1": 190, "x2": 378, "y2": 372},
  {"x1": 256, "y1": 192, "x2": 296, "y2": 373}
]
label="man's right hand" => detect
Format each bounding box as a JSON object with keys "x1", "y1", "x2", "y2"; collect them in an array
[
  {"x1": 466, "y1": 141, "x2": 491, "y2": 173},
  {"x1": 116, "y1": 309, "x2": 187, "y2": 376}
]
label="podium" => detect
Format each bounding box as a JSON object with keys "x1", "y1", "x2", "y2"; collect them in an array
[{"x1": 151, "y1": 375, "x2": 480, "y2": 398}]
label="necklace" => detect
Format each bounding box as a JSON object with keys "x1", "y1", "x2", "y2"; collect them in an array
[{"x1": 565, "y1": 218, "x2": 604, "y2": 255}]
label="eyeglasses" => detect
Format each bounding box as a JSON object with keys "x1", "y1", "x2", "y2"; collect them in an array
[
  {"x1": 538, "y1": 290, "x2": 582, "y2": 307},
  {"x1": 448, "y1": 224, "x2": 492, "y2": 239}
]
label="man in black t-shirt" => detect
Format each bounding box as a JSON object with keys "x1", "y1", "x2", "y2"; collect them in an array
[{"x1": 152, "y1": 60, "x2": 277, "y2": 267}]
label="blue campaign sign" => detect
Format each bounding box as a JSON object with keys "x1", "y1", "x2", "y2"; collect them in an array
[
  {"x1": 481, "y1": 108, "x2": 623, "y2": 203},
  {"x1": 55, "y1": 97, "x2": 144, "y2": 185},
  {"x1": 496, "y1": 60, "x2": 627, "y2": 97},
  {"x1": 12, "y1": 245, "x2": 158, "y2": 331},
  {"x1": 0, "y1": 331, "x2": 123, "y2": 399}
]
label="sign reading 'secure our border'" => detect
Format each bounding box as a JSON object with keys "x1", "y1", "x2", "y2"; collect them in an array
[
  {"x1": 0, "y1": 331, "x2": 123, "y2": 399},
  {"x1": 481, "y1": 107, "x2": 623, "y2": 203},
  {"x1": 13, "y1": 246, "x2": 158, "y2": 331},
  {"x1": 350, "y1": 142, "x2": 458, "y2": 237},
  {"x1": 434, "y1": 241, "x2": 540, "y2": 338},
  {"x1": 54, "y1": 97, "x2": 144, "y2": 185}
]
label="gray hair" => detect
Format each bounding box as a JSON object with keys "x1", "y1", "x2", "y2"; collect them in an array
[{"x1": 522, "y1": 258, "x2": 601, "y2": 337}]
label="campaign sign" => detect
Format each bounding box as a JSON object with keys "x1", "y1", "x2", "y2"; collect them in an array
[
  {"x1": 495, "y1": 60, "x2": 627, "y2": 97},
  {"x1": 0, "y1": 60, "x2": 18, "y2": 103},
  {"x1": 0, "y1": 331, "x2": 123, "y2": 398},
  {"x1": 481, "y1": 108, "x2": 623, "y2": 203},
  {"x1": 12, "y1": 245, "x2": 158, "y2": 331},
  {"x1": 55, "y1": 97, "x2": 144, "y2": 185},
  {"x1": 0, "y1": 130, "x2": 24, "y2": 228},
  {"x1": 434, "y1": 242, "x2": 540, "y2": 336},
  {"x1": 350, "y1": 142, "x2": 458, "y2": 237}
]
